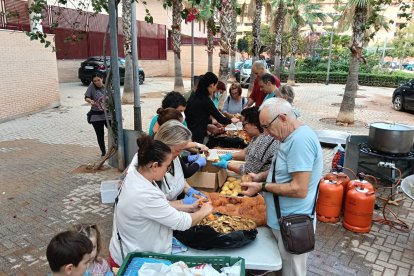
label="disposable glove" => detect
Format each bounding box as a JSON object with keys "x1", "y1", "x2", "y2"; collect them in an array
[
  {"x1": 187, "y1": 154, "x2": 200, "y2": 163},
  {"x1": 194, "y1": 156, "x2": 207, "y2": 168},
  {"x1": 182, "y1": 195, "x2": 198, "y2": 205},
  {"x1": 219, "y1": 153, "x2": 233, "y2": 161},
  {"x1": 212, "y1": 159, "x2": 229, "y2": 169},
  {"x1": 187, "y1": 187, "x2": 207, "y2": 199}
]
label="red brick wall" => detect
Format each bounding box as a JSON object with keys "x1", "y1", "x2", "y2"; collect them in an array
[{"x1": 0, "y1": 30, "x2": 60, "y2": 122}]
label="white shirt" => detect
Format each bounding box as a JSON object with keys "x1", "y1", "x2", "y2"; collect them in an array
[
  {"x1": 109, "y1": 168, "x2": 192, "y2": 266},
  {"x1": 128, "y1": 153, "x2": 185, "y2": 200}
]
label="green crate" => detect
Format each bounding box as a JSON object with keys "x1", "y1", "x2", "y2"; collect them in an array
[{"x1": 117, "y1": 251, "x2": 245, "y2": 276}]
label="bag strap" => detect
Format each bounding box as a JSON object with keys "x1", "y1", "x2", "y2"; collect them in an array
[
  {"x1": 114, "y1": 181, "x2": 126, "y2": 262},
  {"x1": 227, "y1": 96, "x2": 230, "y2": 105},
  {"x1": 271, "y1": 161, "x2": 319, "y2": 220}
]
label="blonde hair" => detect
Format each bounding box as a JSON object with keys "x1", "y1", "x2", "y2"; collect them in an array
[
  {"x1": 277, "y1": 85, "x2": 295, "y2": 104},
  {"x1": 71, "y1": 224, "x2": 102, "y2": 262},
  {"x1": 154, "y1": 119, "x2": 192, "y2": 147}
]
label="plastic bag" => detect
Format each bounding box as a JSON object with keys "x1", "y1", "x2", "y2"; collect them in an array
[
  {"x1": 331, "y1": 143, "x2": 345, "y2": 169},
  {"x1": 138, "y1": 261, "x2": 192, "y2": 276},
  {"x1": 174, "y1": 225, "x2": 257, "y2": 250}
]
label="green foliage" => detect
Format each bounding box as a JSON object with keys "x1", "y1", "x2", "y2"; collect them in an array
[
  {"x1": 237, "y1": 38, "x2": 249, "y2": 53},
  {"x1": 279, "y1": 71, "x2": 413, "y2": 88}
]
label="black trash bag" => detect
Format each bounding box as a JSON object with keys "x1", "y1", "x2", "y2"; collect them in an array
[
  {"x1": 206, "y1": 136, "x2": 247, "y2": 149},
  {"x1": 173, "y1": 225, "x2": 257, "y2": 250}
]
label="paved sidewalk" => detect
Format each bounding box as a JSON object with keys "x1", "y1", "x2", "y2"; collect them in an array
[{"x1": 0, "y1": 78, "x2": 413, "y2": 275}]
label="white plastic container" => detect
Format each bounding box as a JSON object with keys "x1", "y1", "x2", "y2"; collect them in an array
[{"x1": 100, "y1": 180, "x2": 119, "y2": 204}]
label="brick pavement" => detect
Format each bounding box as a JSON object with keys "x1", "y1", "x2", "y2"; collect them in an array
[{"x1": 1, "y1": 78, "x2": 413, "y2": 275}]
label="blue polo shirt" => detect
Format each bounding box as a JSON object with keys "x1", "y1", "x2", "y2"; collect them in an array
[{"x1": 263, "y1": 125, "x2": 323, "y2": 230}]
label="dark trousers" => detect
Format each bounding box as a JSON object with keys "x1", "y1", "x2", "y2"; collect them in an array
[{"x1": 91, "y1": 120, "x2": 109, "y2": 156}]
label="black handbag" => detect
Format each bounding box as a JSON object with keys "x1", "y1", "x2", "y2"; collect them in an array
[
  {"x1": 271, "y1": 162, "x2": 319, "y2": 255},
  {"x1": 86, "y1": 110, "x2": 92, "y2": 124}
]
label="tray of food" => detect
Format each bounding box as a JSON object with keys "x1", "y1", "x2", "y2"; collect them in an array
[{"x1": 174, "y1": 212, "x2": 257, "y2": 250}]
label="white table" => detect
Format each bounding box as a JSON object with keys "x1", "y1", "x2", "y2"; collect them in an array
[{"x1": 177, "y1": 227, "x2": 282, "y2": 271}]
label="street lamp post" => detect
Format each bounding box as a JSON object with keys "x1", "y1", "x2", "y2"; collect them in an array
[{"x1": 325, "y1": 19, "x2": 335, "y2": 85}]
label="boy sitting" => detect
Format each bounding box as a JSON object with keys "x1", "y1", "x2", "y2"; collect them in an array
[{"x1": 46, "y1": 231, "x2": 93, "y2": 276}]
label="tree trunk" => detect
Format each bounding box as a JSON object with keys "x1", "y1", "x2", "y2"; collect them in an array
[
  {"x1": 336, "y1": 4, "x2": 367, "y2": 125},
  {"x1": 173, "y1": 0, "x2": 184, "y2": 93},
  {"x1": 287, "y1": 13, "x2": 299, "y2": 85},
  {"x1": 273, "y1": 1, "x2": 286, "y2": 78},
  {"x1": 228, "y1": 6, "x2": 238, "y2": 83},
  {"x1": 207, "y1": 17, "x2": 215, "y2": 73},
  {"x1": 248, "y1": 0, "x2": 263, "y2": 93},
  {"x1": 218, "y1": 0, "x2": 234, "y2": 82},
  {"x1": 121, "y1": 0, "x2": 133, "y2": 104}
]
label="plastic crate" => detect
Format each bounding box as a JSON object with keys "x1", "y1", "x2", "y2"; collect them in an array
[{"x1": 117, "y1": 252, "x2": 245, "y2": 276}]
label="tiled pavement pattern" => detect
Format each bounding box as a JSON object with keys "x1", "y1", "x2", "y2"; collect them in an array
[{"x1": 1, "y1": 78, "x2": 413, "y2": 275}]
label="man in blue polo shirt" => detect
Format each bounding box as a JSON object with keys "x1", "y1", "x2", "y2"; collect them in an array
[
  {"x1": 241, "y1": 98, "x2": 323, "y2": 276},
  {"x1": 258, "y1": 73, "x2": 279, "y2": 107}
]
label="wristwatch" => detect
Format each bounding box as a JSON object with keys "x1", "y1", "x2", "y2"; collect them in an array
[{"x1": 261, "y1": 182, "x2": 267, "y2": 192}]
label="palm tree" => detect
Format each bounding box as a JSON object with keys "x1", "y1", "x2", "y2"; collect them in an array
[
  {"x1": 336, "y1": 0, "x2": 389, "y2": 124},
  {"x1": 172, "y1": 0, "x2": 185, "y2": 93},
  {"x1": 218, "y1": 0, "x2": 236, "y2": 83},
  {"x1": 207, "y1": 16, "x2": 216, "y2": 72},
  {"x1": 285, "y1": 0, "x2": 325, "y2": 85},
  {"x1": 247, "y1": 0, "x2": 263, "y2": 92},
  {"x1": 272, "y1": 0, "x2": 287, "y2": 78},
  {"x1": 195, "y1": 0, "x2": 217, "y2": 73},
  {"x1": 227, "y1": 8, "x2": 238, "y2": 82},
  {"x1": 121, "y1": 0, "x2": 133, "y2": 104}
]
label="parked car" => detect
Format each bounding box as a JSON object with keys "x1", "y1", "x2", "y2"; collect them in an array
[
  {"x1": 392, "y1": 79, "x2": 414, "y2": 112},
  {"x1": 403, "y1": 63, "x2": 413, "y2": 71},
  {"x1": 78, "y1": 56, "x2": 145, "y2": 85},
  {"x1": 239, "y1": 59, "x2": 268, "y2": 87},
  {"x1": 234, "y1": 61, "x2": 244, "y2": 82}
]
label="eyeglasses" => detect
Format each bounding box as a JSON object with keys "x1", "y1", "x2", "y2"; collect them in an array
[{"x1": 261, "y1": 114, "x2": 285, "y2": 129}]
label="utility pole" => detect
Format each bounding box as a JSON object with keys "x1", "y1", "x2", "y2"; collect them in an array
[
  {"x1": 191, "y1": 19, "x2": 195, "y2": 90},
  {"x1": 131, "y1": 0, "x2": 142, "y2": 131},
  {"x1": 325, "y1": 20, "x2": 335, "y2": 85},
  {"x1": 109, "y1": 0, "x2": 125, "y2": 170}
]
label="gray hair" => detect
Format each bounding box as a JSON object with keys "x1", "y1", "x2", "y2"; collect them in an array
[
  {"x1": 252, "y1": 60, "x2": 266, "y2": 71},
  {"x1": 277, "y1": 85, "x2": 295, "y2": 104},
  {"x1": 259, "y1": 97, "x2": 295, "y2": 119},
  {"x1": 154, "y1": 119, "x2": 192, "y2": 147}
]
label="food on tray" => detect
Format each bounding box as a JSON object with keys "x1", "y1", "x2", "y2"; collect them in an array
[
  {"x1": 206, "y1": 192, "x2": 267, "y2": 226},
  {"x1": 220, "y1": 176, "x2": 242, "y2": 196},
  {"x1": 199, "y1": 213, "x2": 256, "y2": 234}
]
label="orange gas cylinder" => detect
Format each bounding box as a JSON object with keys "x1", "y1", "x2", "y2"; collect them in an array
[
  {"x1": 334, "y1": 166, "x2": 350, "y2": 191},
  {"x1": 343, "y1": 186, "x2": 376, "y2": 233},
  {"x1": 323, "y1": 172, "x2": 338, "y2": 181},
  {"x1": 345, "y1": 173, "x2": 374, "y2": 199},
  {"x1": 316, "y1": 179, "x2": 344, "y2": 223}
]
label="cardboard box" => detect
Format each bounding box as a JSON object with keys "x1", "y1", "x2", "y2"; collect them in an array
[{"x1": 187, "y1": 161, "x2": 227, "y2": 192}]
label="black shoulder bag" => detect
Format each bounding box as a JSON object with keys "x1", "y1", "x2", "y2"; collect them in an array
[{"x1": 271, "y1": 162, "x2": 319, "y2": 255}]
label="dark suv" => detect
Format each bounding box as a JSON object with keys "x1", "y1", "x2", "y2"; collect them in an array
[
  {"x1": 392, "y1": 79, "x2": 414, "y2": 112},
  {"x1": 78, "y1": 56, "x2": 145, "y2": 85}
]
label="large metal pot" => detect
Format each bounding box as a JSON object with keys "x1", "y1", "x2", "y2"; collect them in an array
[{"x1": 368, "y1": 122, "x2": 414, "y2": 154}]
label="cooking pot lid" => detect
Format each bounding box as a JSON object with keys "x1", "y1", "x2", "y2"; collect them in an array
[{"x1": 370, "y1": 122, "x2": 414, "y2": 131}]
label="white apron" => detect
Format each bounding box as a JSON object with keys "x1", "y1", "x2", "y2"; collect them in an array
[{"x1": 161, "y1": 157, "x2": 185, "y2": 200}]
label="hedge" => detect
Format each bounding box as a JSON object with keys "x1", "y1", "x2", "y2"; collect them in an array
[{"x1": 279, "y1": 72, "x2": 413, "y2": 88}]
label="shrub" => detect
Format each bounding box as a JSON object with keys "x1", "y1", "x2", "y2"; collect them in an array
[{"x1": 280, "y1": 71, "x2": 413, "y2": 88}]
